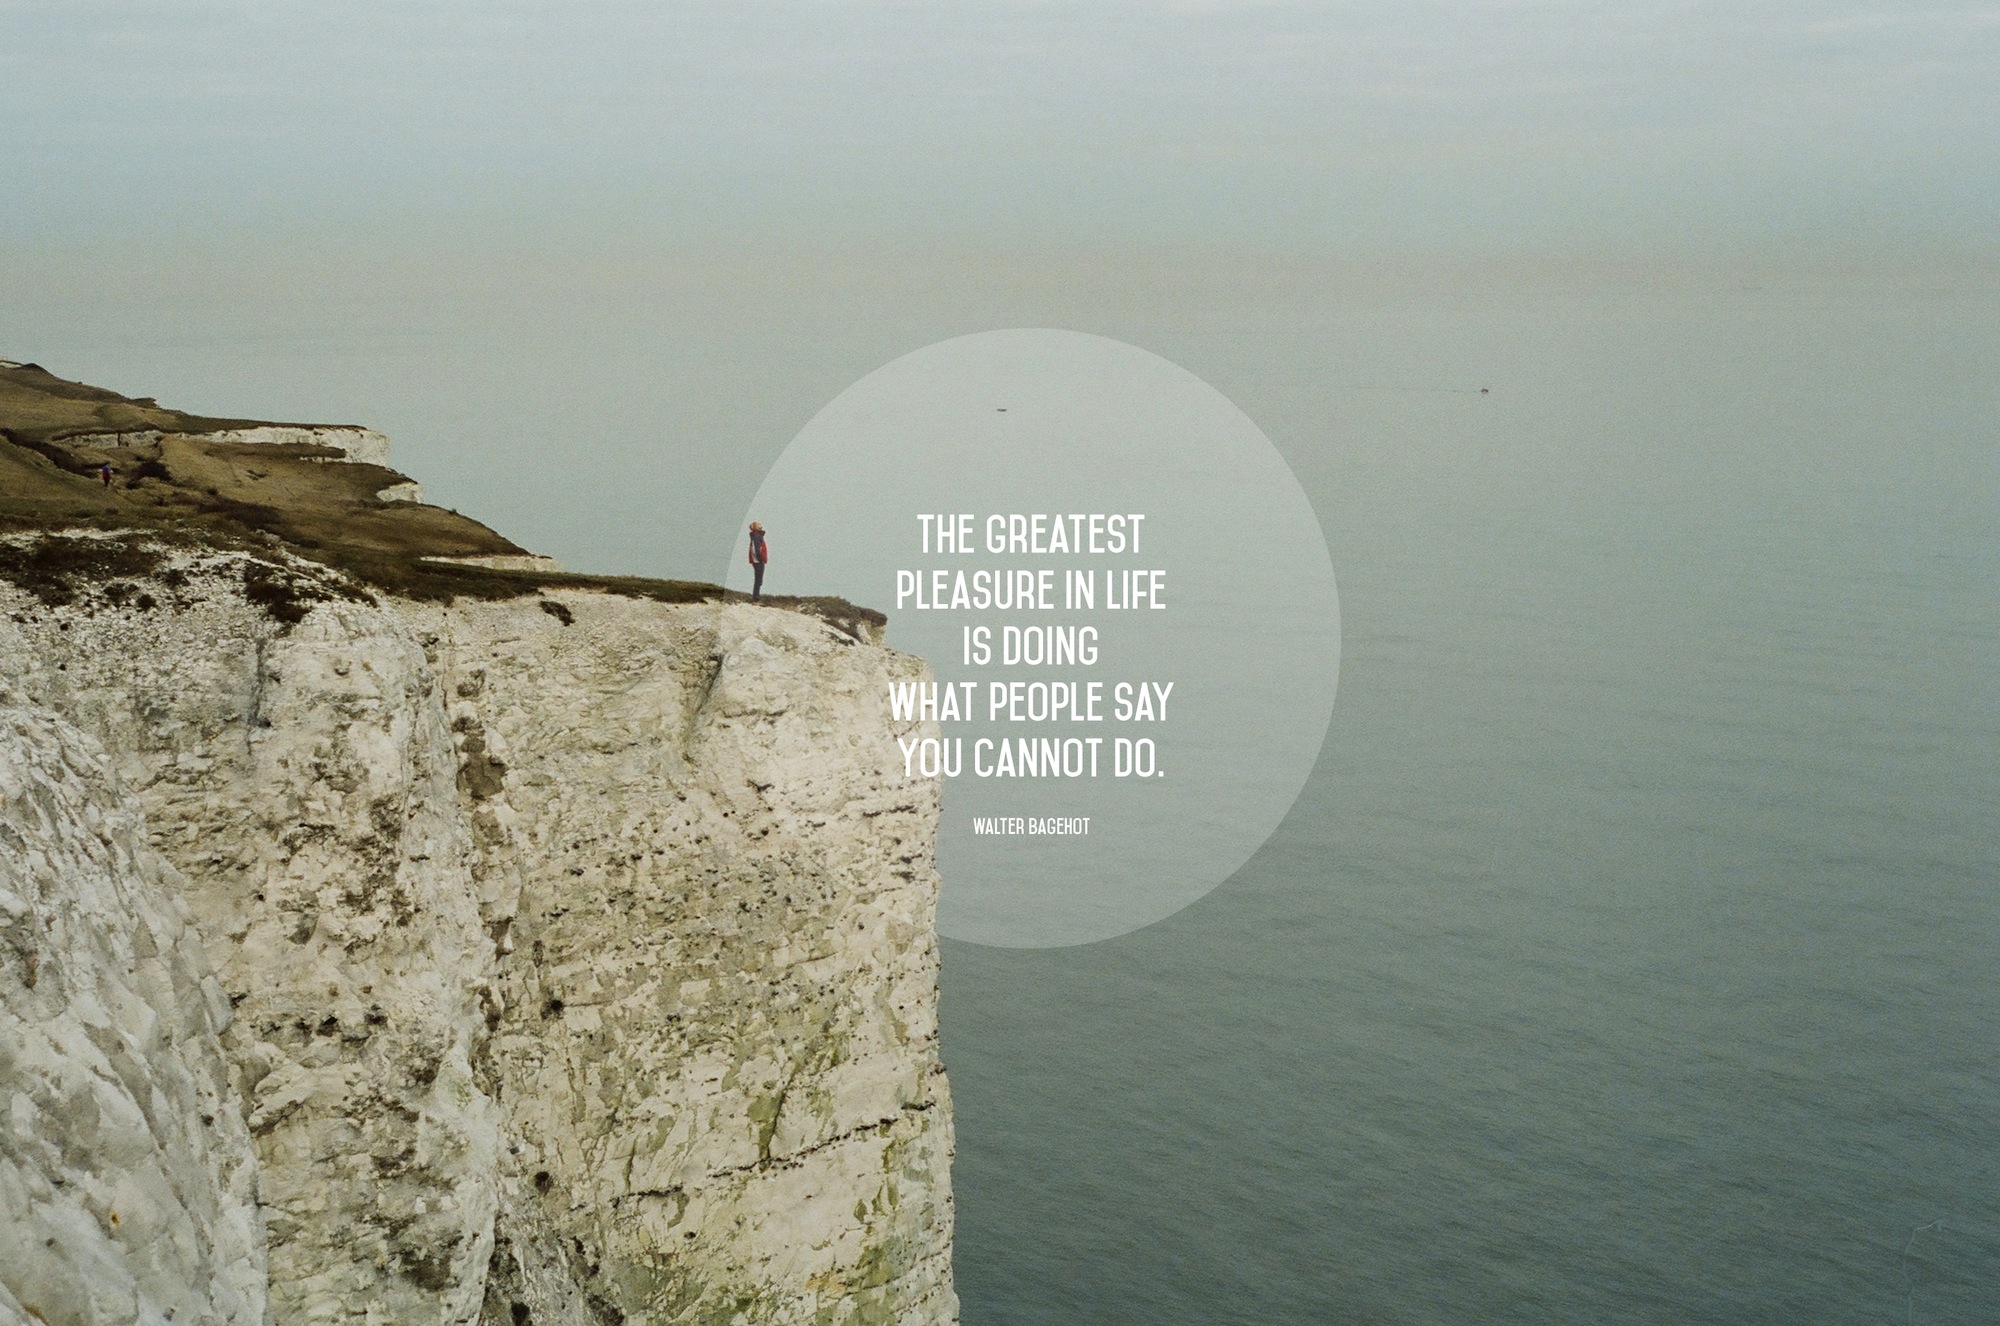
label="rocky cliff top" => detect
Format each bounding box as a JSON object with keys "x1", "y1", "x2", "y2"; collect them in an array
[{"x1": 0, "y1": 362, "x2": 884, "y2": 641}]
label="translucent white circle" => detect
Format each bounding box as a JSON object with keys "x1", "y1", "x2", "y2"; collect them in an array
[{"x1": 730, "y1": 330, "x2": 1338, "y2": 947}]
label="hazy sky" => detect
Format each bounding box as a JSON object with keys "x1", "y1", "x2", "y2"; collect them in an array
[
  {"x1": 5, "y1": 1, "x2": 1997, "y2": 251},
  {"x1": 4, "y1": 3, "x2": 1996, "y2": 579}
]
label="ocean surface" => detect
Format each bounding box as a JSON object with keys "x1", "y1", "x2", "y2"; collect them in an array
[
  {"x1": 11, "y1": 250, "x2": 1996, "y2": 1324},
  {"x1": 939, "y1": 280, "x2": 2000, "y2": 1324}
]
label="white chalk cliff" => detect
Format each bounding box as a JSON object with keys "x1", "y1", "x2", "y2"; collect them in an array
[{"x1": 0, "y1": 529, "x2": 954, "y2": 1323}]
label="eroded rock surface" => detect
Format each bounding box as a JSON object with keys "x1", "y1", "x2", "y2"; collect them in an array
[
  {"x1": 432, "y1": 595, "x2": 953, "y2": 1325},
  {"x1": 0, "y1": 697, "x2": 264, "y2": 1326},
  {"x1": 0, "y1": 538, "x2": 954, "y2": 1325}
]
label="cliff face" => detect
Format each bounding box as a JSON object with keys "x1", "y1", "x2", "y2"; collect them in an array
[
  {"x1": 0, "y1": 538, "x2": 954, "y2": 1325},
  {"x1": 0, "y1": 698, "x2": 264, "y2": 1326}
]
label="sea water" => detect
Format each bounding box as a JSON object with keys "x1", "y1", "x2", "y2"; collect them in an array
[
  {"x1": 11, "y1": 248, "x2": 1995, "y2": 1324},
  {"x1": 941, "y1": 278, "x2": 2000, "y2": 1324}
]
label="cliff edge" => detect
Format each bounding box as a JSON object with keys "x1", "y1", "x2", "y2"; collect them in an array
[{"x1": 0, "y1": 366, "x2": 954, "y2": 1325}]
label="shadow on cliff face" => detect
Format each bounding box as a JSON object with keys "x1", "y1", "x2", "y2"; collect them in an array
[{"x1": 0, "y1": 361, "x2": 884, "y2": 637}]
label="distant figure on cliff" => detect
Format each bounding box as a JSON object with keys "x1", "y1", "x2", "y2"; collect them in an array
[
  {"x1": 747, "y1": 521, "x2": 769, "y2": 600},
  {"x1": 98, "y1": 461, "x2": 112, "y2": 487}
]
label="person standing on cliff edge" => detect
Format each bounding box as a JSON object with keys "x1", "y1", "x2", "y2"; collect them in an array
[{"x1": 747, "y1": 521, "x2": 770, "y2": 600}]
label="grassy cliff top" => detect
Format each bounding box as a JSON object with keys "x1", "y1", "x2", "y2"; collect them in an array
[
  {"x1": 0, "y1": 362, "x2": 884, "y2": 636},
  {"x1": 0, "y1": 359, "x2": 319, "y2": 445}
]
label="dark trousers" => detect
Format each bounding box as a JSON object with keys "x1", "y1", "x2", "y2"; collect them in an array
[{"x1": 752, "y1": 562, "x2": 765, "y2": 599}]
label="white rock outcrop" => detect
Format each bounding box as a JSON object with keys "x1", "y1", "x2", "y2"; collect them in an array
[
  {"x1": 195, "y1": 427, "x2": 393, "y2": 466},
  {"x1": 62, "y1": 426, "x2": 394, "y2": 467},
  {"x1": 420, "y1": 555, "x2": 565, "y2": 574},
  {"x1": 0, "y1": 698, "x2": 265, "y2": 1326},
  {"x1": 0, "y1": 535, "x2": 954, "y2": 1325}
]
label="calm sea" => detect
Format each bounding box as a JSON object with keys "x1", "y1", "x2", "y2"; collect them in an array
[
  {"x1": 941, "y1": 277, "x2": 2000, "y2": 1324},
  {"x1": 12, "y1": 248, "x2": 1996, "y2": 1324}
]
